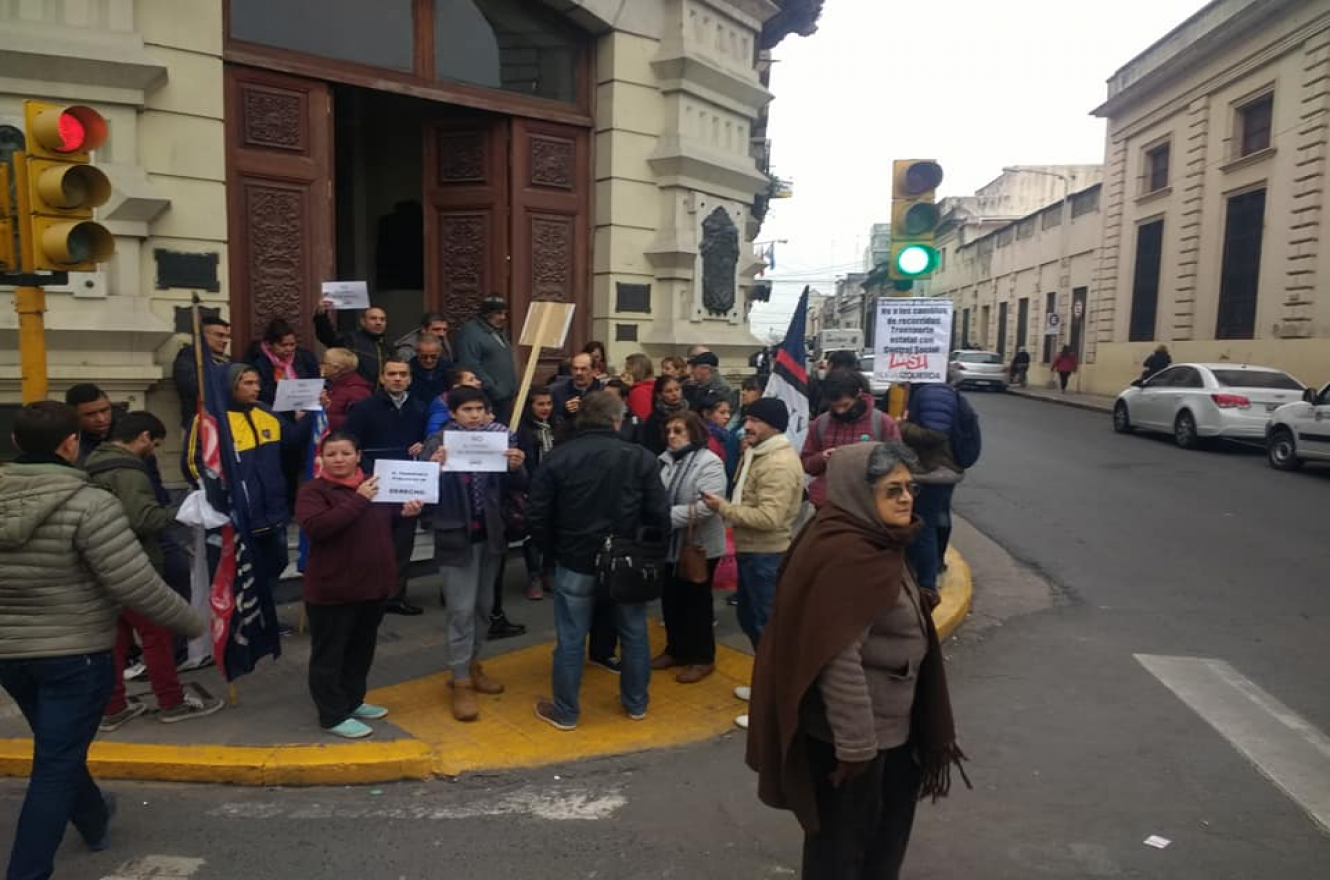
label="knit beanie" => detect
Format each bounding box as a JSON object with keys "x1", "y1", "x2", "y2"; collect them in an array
[
  {"x1": 225, "y1": 363, "x2": 253, "y2": 391},
  {"x1": 745, "y1": 397, "x2": 789, "y2": 433}
]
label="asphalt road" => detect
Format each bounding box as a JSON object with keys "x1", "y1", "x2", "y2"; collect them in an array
[{"x1": 1, "y1": 392, "x2": 1327, "y2": 879}]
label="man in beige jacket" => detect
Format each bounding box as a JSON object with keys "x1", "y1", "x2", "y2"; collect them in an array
[
  {"x1": 0, "y1": 402, "x2": 205, "y2": 880},
  {"x1": 702, "y1": 397, "x2": 803, "y2": 728}
]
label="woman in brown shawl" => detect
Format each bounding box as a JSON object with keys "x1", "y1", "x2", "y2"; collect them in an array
[{"x1": 746, "y1": 441, "x2": 967, "y2": 879}]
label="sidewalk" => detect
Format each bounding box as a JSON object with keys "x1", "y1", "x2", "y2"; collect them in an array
[
  {"x1": 0, "y1": 549, "x2": 972, "y2": 786},
  {"x1": 1005, "y1": 384, "x2": 1115, "y2": 414}
]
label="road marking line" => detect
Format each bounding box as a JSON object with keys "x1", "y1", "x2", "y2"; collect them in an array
[
  {"x1": 1136, "y1": 654, "x2": 1330, "y2": 834},
  {"x1": 100, "y1": 854, "x2": 205, "y2": 879},
  {"x1": 209, "y1": 786, "x2": 626, "y2": 822}
]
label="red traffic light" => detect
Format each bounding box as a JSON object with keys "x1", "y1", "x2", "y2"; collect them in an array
[
  {"x1": 25, "y1": 103, "x2": 108, "y2": 160},
  {"x1": 56, "y1": 112, "x2": 87, "y2": 152}
]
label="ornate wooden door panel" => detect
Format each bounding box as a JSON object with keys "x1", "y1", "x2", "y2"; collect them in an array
[
  {"x1": 423, "y1": 118, "x2": 510, "y2": 331},
  {"x1": 224, "y1": 66, "x2": 334, "y2": 349},
  {"x1": 509, "y1": 119, "x2": 590, "y2": 358}
]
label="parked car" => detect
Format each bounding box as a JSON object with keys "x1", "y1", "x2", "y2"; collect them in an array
[
  {"x1": 1266, "y1": 382, "x2": 1330, "y2": 470},
  {"x1": 948, "y1": 350, "x2": 1007, "y2": 390},
  {"x1": 857, "y1": 354, "x2": 892, "y2": 407},
  {"x1": 1112, "y1": 363, "x2": 1306, "y2": 449}
]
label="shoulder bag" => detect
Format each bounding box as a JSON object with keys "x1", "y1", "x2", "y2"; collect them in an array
[{"x1": 595, "y1": 449, "x2": 669, "y2": 604}]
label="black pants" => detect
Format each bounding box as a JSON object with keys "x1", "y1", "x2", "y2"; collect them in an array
[
  {"x1": 492, "y1": 552, "x2": 509, "y2": 619},
  {"x1": 589, "y1": 600, "x2": 617, "y2": 661},
  {"x1": 661, "y1": 559, "x2": 718, "y2": 664},
  {"x1": 1058, "y1": 371, "x2": 1071, "y2": 391},
  {"x1": 306, "y1": 600, "x2": 385, "y2": 729},
  {"x1": 801, "y1": 737, "x2": 921, "y2": 880},
  {"x1": 391, "y1": 515, "x2": 418, "y2": 602}
]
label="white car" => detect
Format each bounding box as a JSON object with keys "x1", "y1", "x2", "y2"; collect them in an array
[
  {"x1": 948, "y1": 350, "x2": 1008, "y2": 390},
  {"x1": 1112, "y1": 363, "x2": 1305, "y2": 449},
  {"x1": 857, "y1": 354, "x2": 892, "y2": 403},
  {"x1": 1266, "y1": 382, "x2": 1330, "y2": 470}
]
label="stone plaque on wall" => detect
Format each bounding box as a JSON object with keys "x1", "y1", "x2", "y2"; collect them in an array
[
  {"x1": 155, "y1": 250, "x2": 221, "y2": 292},
  {"x1": 616, "y1": 282, "x2": 651, "y2": 313},
  {"x1": 615, "y1": 323, "x2": 639, "y2": 342},
  {"x1": 700, "y1": 206, "x2": 739, "y2": 315}
]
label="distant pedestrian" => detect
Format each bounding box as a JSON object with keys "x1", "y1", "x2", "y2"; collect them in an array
[
  {"x1": 1052, "y1": 346, "x2": 1078, "y2": 392},
  {"x1": 314, "y1": 302, "x2": 390, "y2": 386},
  {"x1": 746, "y1": 442, "x2": 967, "y2": 879},
  {"x1": 296, "y1": 432, "x2": 423, "y2": 738},
  {"x1": 802, "y1": 370, "x2": 901, "y2": 509},
  {"x1": 1009, "y1": 347, "x2": 1031, "y2": 387},
  {"x1": 422, "y1": 387, "x2": 527, "y2": 722},
  {"x1": 455, "y1": 296, "x2": 518, "y2": 425},
  {"x1": 321, "y1": 348, "x2": 373, "y2": 433},
  {"x1": 653, "y1": 412, "x2": 726, "y2": 684},
  {"x1": 1142, "y1": 345, "x2": 1171, "y2": 381},
  {"x1": 641, "y1": 374, "x2": 690, "y2": 456},
  {"x1": 0, "y1": 402, "x2": 204, "y2": 880},
  {"x1": 528, "y1": 391, "x2": 670, "y2": 731}
]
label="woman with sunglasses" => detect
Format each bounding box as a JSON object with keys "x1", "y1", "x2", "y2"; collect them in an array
[
  {"x1": 745, "y1": 441, "x2": 967, "y2": 878},
  {"x1": 652, "y1": 412, "x2": 726, "y2": 684}
]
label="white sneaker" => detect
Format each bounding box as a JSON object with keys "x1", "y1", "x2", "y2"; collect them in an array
[
  {"x1": 734, "y1": 686, "x2": 751, "y2": 702},
  {"x1": 122, "y1": 661, "x2": 146, "y2": 682},
  {"x1": 734, "y1": 714, "x2": 749, "y2": 730}
]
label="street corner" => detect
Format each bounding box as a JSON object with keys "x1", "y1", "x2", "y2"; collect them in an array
[{"x1": 936, "y1": 547, "x2": 973, "y2": 641}]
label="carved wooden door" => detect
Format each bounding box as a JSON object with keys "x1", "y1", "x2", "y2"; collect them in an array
[
  {"x1": 422, "y1": 118, "x2": 510, "y2": 332},
  {"x1": 509, "y1": 119, "x2": 590, "y2": 361},
  {"x1": 224, "y1": 66, "x2": 335, "y2": 350}
]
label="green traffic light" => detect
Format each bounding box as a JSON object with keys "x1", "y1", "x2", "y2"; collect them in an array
[{"x1": 895, "y1": 244, "x2": 938, "y2": 276}]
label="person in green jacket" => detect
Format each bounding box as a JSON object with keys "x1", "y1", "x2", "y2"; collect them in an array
[{"x1": 85, "y1": 412, "x2": 225, "y2": 732}]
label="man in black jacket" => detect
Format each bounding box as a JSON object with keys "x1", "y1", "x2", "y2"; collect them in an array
[
  {"x1": 172, "y1": 315, "x2": 231, "y2": 429},
  {"x1": 344, "y1": 359, "x2": 429, "y2": 615},
  {"x1": 314, "y1": 302, "x2": 389, "y2": 386},
  {"x1": 527, "y1": 391, "x2": 669, "y2": 731}
]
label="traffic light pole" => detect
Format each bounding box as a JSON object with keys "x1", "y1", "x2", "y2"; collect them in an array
[{"x1": 14, "y1": 285, "x2": 47, "y2": 403}]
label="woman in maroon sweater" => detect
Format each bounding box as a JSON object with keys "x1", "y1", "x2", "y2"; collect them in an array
[{"x1": 295, "y1": 431, "x2": 422, "y2": 738}]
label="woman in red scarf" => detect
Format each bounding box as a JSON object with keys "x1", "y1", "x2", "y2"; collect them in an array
[{"x1": 295, "y1": 431, "x2": 422, "y2": 738}]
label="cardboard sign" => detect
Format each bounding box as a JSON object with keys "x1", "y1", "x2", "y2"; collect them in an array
[
  {"x1": 320, "y1": 281, "x2": 370, "y2": 311},
  {"x1": 873, "y1": 299, "x2": 954, "y2": 384}
]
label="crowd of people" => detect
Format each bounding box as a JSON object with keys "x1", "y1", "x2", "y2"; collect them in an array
[{"x1": 0, "y1": 295, "x2": 977, "y2": 878}]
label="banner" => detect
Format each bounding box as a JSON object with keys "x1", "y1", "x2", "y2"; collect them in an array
[
  {"x1": 764, "y1": 286, "x2": 812, "y2": 453},
  {"x1": 873, "y1": 299, "x2": 954, "y2": 384}
]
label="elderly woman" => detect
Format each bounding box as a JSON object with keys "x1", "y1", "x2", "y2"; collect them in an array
[
  {"x1": 651, "y1": 412, "x2": 727, "y2": 683},
  {"x1": 746, "y1": 441, "x2": 967, "y2": 879},
  {"x1": 321, "y1": 347, "x2": 373, "y2": 432}
]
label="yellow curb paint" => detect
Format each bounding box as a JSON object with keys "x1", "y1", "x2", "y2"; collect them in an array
[{"x1": 0, "y1": 549, "x2": 974, "y2": 786}]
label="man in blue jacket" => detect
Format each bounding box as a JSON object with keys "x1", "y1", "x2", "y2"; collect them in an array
[{"x1": 344, "y1": 359, "x2": 430, "y2": 616}]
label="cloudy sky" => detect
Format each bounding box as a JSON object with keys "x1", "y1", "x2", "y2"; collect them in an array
[{"x1": 750, "y1": 0, "x2": 1213, "y2": 340}]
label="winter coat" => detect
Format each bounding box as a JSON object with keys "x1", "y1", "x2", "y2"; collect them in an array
[
  {"x1": 627, "y1": 380, "x2": 654, "y2": 421},
  {"x1": 410, "y1": 357, "x2": 451, "y2": 406},
  {"x1": 343, "y1": 390, "x2": 429, "y2": 472},
  {"x1": 419, "y1": 424, "x2": 526, "y2": 565},
  {"x1": 454, "y1": 317, "x2": 518, "y2": 404},
  {"x1": 172, "y1": 344, "x2": 230, "y2": 428},
  {"x1": 527, "y1": 428, "x2": 670, "y2": 574},
  {"x1": 899, "y1": 422, "x2": 964, "y2": 485},
  {"x1": 1053, "y1": 352, "x2": 1079, "y2": 374},
  {"x1": 84, "y1": 445, "x2": 180, "y2": 575},
  {"x1": 243, "y1": 341, "x2": 321, "y2": 407},
  {"x1": 909, "y1": 384, "x2": 961, "y2": 434},
  {"x1": 550, "y1": 378, "x2": 603, "y2": 432},
  {"x1": 326, "y1": 371, "x2": 374, "y2": 433},
  {"x1": 717, "y1": 434, "x2": 804, "y2": 554},
  {"x1": 314, "y1": 313, "x2": 387, "y2": 385},
  {"x1": 0, "y1": 460, "x2": 203, "y2": 659},
  {"x1": 295, "y1": 477, "x2": 397, "y2": 605},
  {"x1": 801, "y1": 396, "x2": 901, "y2": 508},
  {"x1": 658, "y1": 447, "x2": 727, "y2": 561},
  {"x1": 425, "y1": 394, "x2": 452, "y2": 436},
  {"x1": 190, "y1": 403, "x2": 294, "y2": 533},
  {"x1": 394, "y1": 327, "x2": 455, "y2": 364}
]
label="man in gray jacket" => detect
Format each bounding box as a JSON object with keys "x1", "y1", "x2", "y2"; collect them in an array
[
  {"x1": 454, "y1": 295, "x2": 518, "y2": 424},
  {"x1": 0, "y1": 402, "x2": 205, "y2": 880}
]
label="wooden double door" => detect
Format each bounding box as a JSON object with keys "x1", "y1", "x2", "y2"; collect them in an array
[{"x1": 225, "y1": 66, "x2": 590, "y2": 356}]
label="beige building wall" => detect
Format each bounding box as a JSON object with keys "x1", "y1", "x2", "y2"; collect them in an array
[{"x1": 1087, "y1": 0, "x2": 1330, "y2": 395}]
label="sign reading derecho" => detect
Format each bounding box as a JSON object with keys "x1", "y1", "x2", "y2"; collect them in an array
[
  {"x1": 371, "y1": 459, "x2": 440, "y2": 504},
  {"x1": 873, "y1": 299, "x2": 954, "y2": 384}
]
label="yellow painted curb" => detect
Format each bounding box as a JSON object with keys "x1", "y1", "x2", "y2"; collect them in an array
[{"x1": 935, "y1": 547, "x2": 973, "y2": 641}]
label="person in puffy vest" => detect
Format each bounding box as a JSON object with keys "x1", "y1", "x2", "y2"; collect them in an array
[{"x1": 899, "y1": 384, "x2": 967, "y2": 606}]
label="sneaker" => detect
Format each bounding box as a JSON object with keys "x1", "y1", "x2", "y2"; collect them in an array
[
  {"x1": 278, "y1": 622, "x2": 296, "y2": 637},
  {"x1": 158, "y1": 693, "x2": 225, "y2": 724},
  {"x1": 734, "y1": 685, "x2": 751, "y2": 702},
  {"x1": 734, "y1": 714, "x2": 749, "y2": 730},
  {"x1": 626, "y1": 709, "x2": 647, "y2": 721},
  {"x1": 99, "y1": 701, "x2": 147, "y2": 733},
  {"x1": 726, "y1": 594, "x2": 739, "y2": 607},
  {"x1": 352, "y1": 702, "x2": 389, "y2": 720},
  {"x1": 176, "y1": 655, "x2": 215, "y2": 673},
  {"x1": 386, "y1": 600, "x2": 424, "y2": 617},
  {"x1": 534, "y1": 699, "x2": 577, "y2": 731},
  {"x1": 588, "y1": 656, "x2": 622, "y2": 675},
  {"x1": 86, "y1": 791, "x2": 117, "y2": 852},
  {"x1": 525, "y1": 581, "x2": 545, "y2": 601},
  {"x1": 324, "y1": 718, "x2": 373, "y2": 739},
  {"x1": 122, "y1": 661, "x2": 146, "y2": 682}
]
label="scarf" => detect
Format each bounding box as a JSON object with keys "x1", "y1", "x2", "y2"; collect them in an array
[
  {"x1": 322, "y1": 469, "x2": 365, "y2": 490},
  {"x1": 444, "y1": 420, "x2": 512, "y2": 517},
  {"x1": 745, "y1": 443, "x2": 968, "y2": 832},
  {"x1": 260, "y1": 342, "x2": 298, "y2": 381},
  {"x1": 731, "y1": 433, "x2": 791, "y2": 508},
  {"x1": 654, "y1": 397, "x2": 689, "y2": 418},
  {"x1": 828, "y1": 395, "x2": 868, "y2": 424},
  {"x1": 668, "y1": 441, "x2": 702, "y2": 462}
]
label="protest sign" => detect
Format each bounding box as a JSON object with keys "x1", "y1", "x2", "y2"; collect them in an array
[
  {"x1": 873, "y1": 299, "x2": 954, "y2": 384},
  {"x1": 371, "y1": 459, "x2": 440, "y2": 504},
  {"x1": 320, "y1": 281, "x2": 370, "y2": 310},
  {"x1": 441, "y1": 431, "x2": 509, "y2": 473},
  {"x1": 272, "y1": 378, "x2": 325, "y2": 412}
]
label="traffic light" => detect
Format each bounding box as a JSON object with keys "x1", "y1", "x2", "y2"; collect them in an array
[
  {"x1": 19, "y1": 101, "x2": 114, "y2": 271},
  {"x1": 888, "y1": 159, "x2": 943, "y2": 281}
]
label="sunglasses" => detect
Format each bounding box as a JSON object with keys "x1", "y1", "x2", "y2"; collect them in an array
[{"x1": 880, "y1": 482, "x2": 921, "y2": 501}]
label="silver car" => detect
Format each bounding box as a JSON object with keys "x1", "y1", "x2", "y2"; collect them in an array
[
  {"x1": 948, "y1": 350, "x2": 1007, "y2": 390},
  {"x1": 857, "y1": 354, "x2": 892, "y2": 403},
  {"x1": 1112, "y1": 363, "x2": 1305, "y2": 449}
]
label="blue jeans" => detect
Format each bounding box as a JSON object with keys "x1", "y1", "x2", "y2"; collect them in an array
[
  {"x1": 549, "y1": 567, "x2": 649, "y2": 724},
  {"x1": 0, "y1": 652, "x2": 115, "y2": 880},
  {"x1": 907, "y1": 484, "x2": 954, "y2": 591},
  {"x1": 736, "y1": 552, "x2": 782, "y2": 650}
]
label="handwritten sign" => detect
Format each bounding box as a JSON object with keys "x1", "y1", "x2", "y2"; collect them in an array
[
  {"x1": 874, "y1": 299, "x2": 953, "y2": 384},
  {"x1": 372, "y1": 459, "x2": 440, "y2": 504},
  {"x1": 271, "y1": 378, "x2": 325, "y2": 412},
  {"x1": 441, "y1": 430, "x2": 509, "y2": 473},
  {"x1": 320, "y1": 280, "x2": 370, "y2": 311}
]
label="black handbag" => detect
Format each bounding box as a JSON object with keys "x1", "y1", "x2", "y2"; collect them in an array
[{"x1": 594, "y1": 449, "x2": 668, "y2": 604}]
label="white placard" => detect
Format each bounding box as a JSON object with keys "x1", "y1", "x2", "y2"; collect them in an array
[
  {"x1": 371, "y1": 459, "x2": 440, "y2": 504},
  {"x1": 441, "y1": 430, "x2": 509, "y2": 473},
  {"x1": 873, "y1": 299, "x2": 954, "y2": 384},
  {"x1": 320, "y1": 280, "x2": 370, "y2": 310},
  {"x1": 271, "y1": 378, "x2": 326, "y2": 412}
]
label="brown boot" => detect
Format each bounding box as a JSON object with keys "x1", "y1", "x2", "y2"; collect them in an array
[
  {"x1": 675, "y1": 664, "x2": 715, "y2": 684},
  {"x1": 450, "y1": 678, "x2": 479, "y2": 722},
  {"x1": 469, "y1": 662, "x2": 505, "y2": 695},
  {"x1": 650, "y1": 653, "x2": 679, "y2": 670}
]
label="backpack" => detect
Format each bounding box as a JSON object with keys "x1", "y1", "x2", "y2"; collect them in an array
[
  {"x1": 949, "y1": 390, "x2": 982, "y2": 469},
  {"x1": 816, "y1": 406, "x2": 891, "y2": 446}
]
